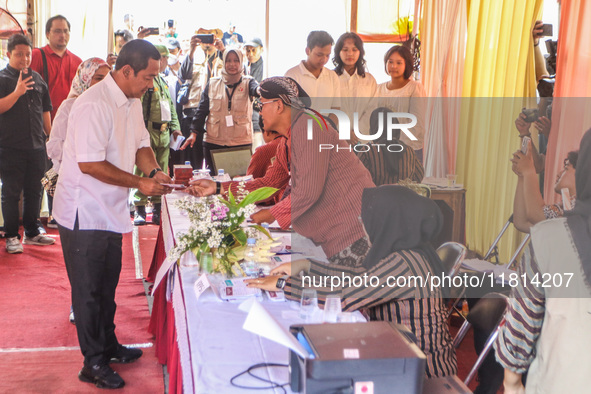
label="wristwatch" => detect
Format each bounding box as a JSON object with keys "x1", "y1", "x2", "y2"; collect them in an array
[
  {"x1": 215, "y1": 182, "x2": 221, "y2": 194},
  {"x1": 149, "y1": 168, "x2": 162, "y2": 178},
  {"x1": 276, "y1": 277, "x2": 286, "y2": 290}
]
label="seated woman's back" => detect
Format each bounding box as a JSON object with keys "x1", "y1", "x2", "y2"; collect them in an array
[{"x1": 352, "y1": 185, "x2": 456, "y2": 378}]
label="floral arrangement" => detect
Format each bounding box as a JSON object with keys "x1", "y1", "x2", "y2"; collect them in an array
[{"x1": 167, "y1": 183, "x2": 278, "y2": 276}]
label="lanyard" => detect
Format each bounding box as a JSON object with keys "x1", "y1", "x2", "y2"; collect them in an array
[{"x1": 225, "y1": 80, "x2": 241, "y2": 112}]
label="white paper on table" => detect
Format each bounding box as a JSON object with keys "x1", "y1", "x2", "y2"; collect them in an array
[
  {"x1": 193, "y1": 274, "x2": 212, "y2": 301},
  {"x1": 242, "y1": 300, "x2": 309, "y2": 359}
]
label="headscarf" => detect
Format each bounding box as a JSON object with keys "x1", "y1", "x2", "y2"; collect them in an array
[
  {"x1": 369, "y1": 107, "x2": 402, "y2": 177},
  {"x1": 68, "y1": 58, "x2": 110, "y2": 99},
  {"x1": 220, "y1": 48, "x2": 243, "y2": 85},
  {"x1": 259, "y1": 76, "x2": 311, "y2": 110},
  {"x1": 565, "y1": 128, "x2": 591, "y2": 289},
  {"x1": 361, "y1": 185, "x2": 444, "y2": 276}
]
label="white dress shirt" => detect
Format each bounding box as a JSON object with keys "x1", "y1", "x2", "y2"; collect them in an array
[
  {"x1": 285, "y1": 61, "x2": 341, "y2": 111},
  {"x1": 53, "y1": 73, "x2": 151, "y2": 233},
  {"x1": 338, "y1": 70, "x2": 377, "y2": 134}
]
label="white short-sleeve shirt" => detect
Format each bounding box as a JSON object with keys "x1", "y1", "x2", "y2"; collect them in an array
[
  {"x1": 53, "y1": 73, "x2": 151, "y2": 233},
  {"x1": 285, "y1": 61, "x2": 341, "y2": 110},
  {"x1": 374, "y1": 80, "x2": 426, "y2": 150}
]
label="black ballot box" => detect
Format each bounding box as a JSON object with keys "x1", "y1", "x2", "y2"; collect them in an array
[{"x1": 289, "y1": 321, "x2": 426, "y2": 394}]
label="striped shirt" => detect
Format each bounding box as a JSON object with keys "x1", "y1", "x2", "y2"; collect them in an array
[
  {"x1": 225, "y1": 111, "x2": 375, "y2": 258},
  {"x1": 356, "y1": 141, "x2": 424, "y2": 186},
  {"x1": 493, "y1": 243, "x2": 544, "y2": 373},
  {"x1": 285, "y1": 249, "x2": 457, "y2": 378}
]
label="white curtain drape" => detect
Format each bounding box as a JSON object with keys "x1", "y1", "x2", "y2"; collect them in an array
[
  {"x1": 421, "y1": 0, "x2": 467, "y2": 176},
  {"x1": 32, "y1": 0, "x2": 110, "y2": 60}
]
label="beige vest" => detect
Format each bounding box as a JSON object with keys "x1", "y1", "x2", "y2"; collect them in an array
[
  {"x1": 183, "y1": 63, "x2": 205, "y2": 110},
  {"x1": 526, "y1": 218, "x2": 591, "y2": 394},
  {"x1": 205, "y1": 76, "x2": 254, "y2": 146}
]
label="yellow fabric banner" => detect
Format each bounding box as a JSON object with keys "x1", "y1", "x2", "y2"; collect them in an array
[{"x1": 457, "y1": 0, "x2": 543, "y2": 262}]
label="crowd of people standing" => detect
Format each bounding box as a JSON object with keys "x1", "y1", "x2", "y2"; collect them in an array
[{"x1": 2, "y1": 12, "x2": 586, "y2": 394}]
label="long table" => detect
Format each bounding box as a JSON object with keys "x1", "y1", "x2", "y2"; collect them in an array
[
  {"x1": 148, "y1": 192, "x2": 471, "y2": 394},
  {"x1": 149, "y1": 192, "x2": 310, "y2": 393}
]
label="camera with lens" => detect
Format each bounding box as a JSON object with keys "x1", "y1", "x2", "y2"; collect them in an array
[{"x1": 521, "y1": 108, "x2": 539, "y2": 123}]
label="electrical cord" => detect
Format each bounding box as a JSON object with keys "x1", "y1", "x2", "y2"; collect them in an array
[{"x1": 230, "y1": 362, "x2": 289, "y2": 393}]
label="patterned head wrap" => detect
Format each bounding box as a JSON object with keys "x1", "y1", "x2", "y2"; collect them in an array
[
  {"x1": 68, "y1": 58, "x2": 110, "y2": 99},
  {"x1": 259, "y1": 76, "x2": 311, "y2": 110}
]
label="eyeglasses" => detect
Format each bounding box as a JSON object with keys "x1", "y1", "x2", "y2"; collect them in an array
[
  {"x1": 255, "y1": 99, "x2": 280, "y2": 112},
  {"x1": 51, "y1": 29, "x2": 70, "y2": 35}
]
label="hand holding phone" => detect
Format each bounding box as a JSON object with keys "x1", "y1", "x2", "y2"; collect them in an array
[
  {"x1": 541, "y1": 24, "x2": 553, "y2": 37},
  {"x1": 194, "y1": 34, "x2": 214, "y2": 44},
  {"x1": 16, "y1": 69, "x2": 34, "y2": 96},
  {"x1": 21, "y1": 68, "x2": 31, "y2": 79}
]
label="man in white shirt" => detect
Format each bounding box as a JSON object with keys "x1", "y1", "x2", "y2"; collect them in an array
[
  {"x1": 53, "y1": 40, "x2": 172, "y2": 390},
  {"x1": 284, "y1": 31, "x2": 341, "y2": 112}
]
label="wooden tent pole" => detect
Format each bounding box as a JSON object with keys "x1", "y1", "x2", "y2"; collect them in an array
[{"x1": 351, "y1": 0, "x2": 358, "y2": 32}]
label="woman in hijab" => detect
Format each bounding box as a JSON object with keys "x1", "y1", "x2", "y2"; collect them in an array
[
  {"x1": 495, "y1": 128, "x2": 591, "y2": 394},
  {"x1": 357, "y1": 107, "x2": 424, "y2": 185},
  {"x1": 47, "y1": 58, "x2": 111, "y2": 174},
  {"x1": 247, "y1": 185, "x2": 457, "y2": 378},
  {"x1": 183, "y1": 48, "x2": 259, "y2": 170},
  {"x1": 188, "y1": 76, "x2": 375, "y2": 268},
  {"x1": 45, "y1": 57, "x2": 110, "y2": 324}
]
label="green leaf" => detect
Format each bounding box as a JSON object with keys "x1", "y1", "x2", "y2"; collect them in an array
[
  {"x1": 237, "y1": 187, "x2": 278, "y2": 208},
  {"x1": 232, "y1": 228, "x2": 247, "y2": 245},
  {"x1": 251, "y1": 224, "x2": 272, "y2": 239},
  {"x1": 227, "y1": 187, "x2": 236, "y2": 205}
]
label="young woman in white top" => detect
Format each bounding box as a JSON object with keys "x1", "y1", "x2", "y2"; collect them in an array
[
  {"x1": 333, "y1": 32, "x2": 377, "y2": 140},
  {"x1": 375, "y1": 45, "x2": 426, "y2": 161}
]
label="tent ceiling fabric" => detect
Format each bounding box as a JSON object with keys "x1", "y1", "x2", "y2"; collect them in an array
[{"x1": 0, "y1": 8, "x2": 24, "y2": 38}]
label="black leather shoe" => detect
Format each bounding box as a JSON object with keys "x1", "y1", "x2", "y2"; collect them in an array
[
  {"x1": 109, "y1": 345, "x2": 143, "y2": 364},
  {"x1": 151, "y1": 203, "x2": 161, "y2": 225},
  {"x1": 79, "y1": 364, "x2": 125, "y2": 389}
]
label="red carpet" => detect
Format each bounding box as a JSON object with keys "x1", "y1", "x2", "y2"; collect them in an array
[
  {"x1": 138, "y1": 222, "x2": 160, "y2": 278},
  {"x1": 0, "y1": 223, "x2": 163, "y2": 393}
]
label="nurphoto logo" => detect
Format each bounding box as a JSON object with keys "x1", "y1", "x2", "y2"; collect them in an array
[{"x1": 307, "y1": 110, "x2": 418, "y2": 152}]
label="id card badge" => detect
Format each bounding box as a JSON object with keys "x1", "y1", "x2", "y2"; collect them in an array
[
  {"x1": 160, "y1": 99, "x2": 172, "y2": 122},
  {"x1": 225, "y1": 115, "x2": 234, "y2": 127}
]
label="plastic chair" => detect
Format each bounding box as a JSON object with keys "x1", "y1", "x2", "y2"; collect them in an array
[
  {"x1": 436, "y1": 242, "x2": 467, "y2": 318},
  {"x1": 452, "y1": 292, "x2": 509, "y2": 386}
]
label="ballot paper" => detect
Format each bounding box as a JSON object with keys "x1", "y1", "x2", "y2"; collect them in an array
[
  {"x1": 218, "y1": 277, "x2": 261, "y2": 301},
  {"x1": 170, "y1": 135, "x2": 186, "y2": 151},
  {"x1": 241, "y1": 299, "x2": 309, "y2": 359}
]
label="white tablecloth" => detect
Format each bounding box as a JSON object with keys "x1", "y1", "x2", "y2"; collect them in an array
[{"x1": 156, "y1": 192, "x2": 310, "y2": 393}]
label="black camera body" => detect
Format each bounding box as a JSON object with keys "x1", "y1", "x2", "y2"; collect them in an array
[{"x1": 522, "y1": 108, "x2": 539, "y2": 123}]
